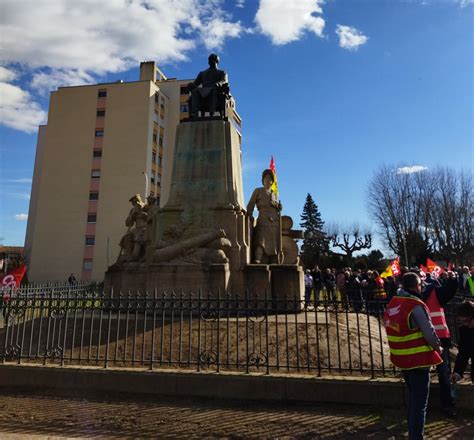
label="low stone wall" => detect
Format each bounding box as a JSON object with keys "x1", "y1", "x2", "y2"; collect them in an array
[{"x1": 0, "y1": 364, "x2": 472, "y2": 412}]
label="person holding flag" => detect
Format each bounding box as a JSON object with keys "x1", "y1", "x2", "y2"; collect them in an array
[
  {"x1": 1, "y1": 262, "x2": 27, "y2": 321},
  {"x1": 420, "y1": 262, "x2": 458, "y2": 418},
  {"x1": 246, "y1": 158, "x2": 282, "y2": 264}
]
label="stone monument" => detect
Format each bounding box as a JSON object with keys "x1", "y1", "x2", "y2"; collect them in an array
[{"x1": 105, "y1": 54, "x2": 303, "y2": 306}]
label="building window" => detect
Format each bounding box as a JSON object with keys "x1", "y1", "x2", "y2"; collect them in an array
[
  {"x1": 93, "y1": 149, "x2": 102, "y2": 158},
  {"x1": 95, "y1": 130, "x2": 104, "y2": 137},
  {"x1": 156, "y1": 196, "x2": 160, "y2": 206},
  {"x1": 91, "y1": 169, "x2": 101, "y2": 179},
  {"x1": 96, "y1": 109, "x2": 105, "y2": 117},
  {"x1": 150, "y1": 174, "x2": 155, "y2": 185},
  {"x1": 83, "y1": 259, "x2": 93, "y2": 271},
  {"x1": 85, "y1": 236, "x2": 95, "y2": 246},
  {"x1": 157, "y1": 174, "x2": 161, "y2": 187},
  {"x1": 159, "y1": 136, "x2": 163, "y2": 147},
  {"x1": 160, "y1": 103, "x2": 165, "y2": 112},
  {"x1": 155, "y1": 93, "x2": 159, "y2": 103},
  {"x1": 87, "y1": 214, "x2": 97, "y2": 223},
  {"x1": 89, "y1": 192, "x2": 99, "y2": 201},
  {"x1": 98, "y1": 89, "x2": 107, "y2": 98},
  {"x1": 153, "y1": 133, "x2": 157, "y2": 143},
  {"x1": 152, "y1": 152, "x2": 157, "y2": 163},
  {"x1": 158, "y1": 155, "x2": 162, "y2": 166},
  {"x1": 180, "y1": 104, "x2": 189, "y2": 113},
  {"x1": 153, "y1": 111, "x2": 159, "y2": 123},
  {"x1": 180, "y1": 86, "x2": 188, "y2": 95}
]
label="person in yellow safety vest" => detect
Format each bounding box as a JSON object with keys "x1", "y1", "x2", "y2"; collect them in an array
[
  {"x1": 383, "y1": 272, "x2": 443, "y2": 440},
  {"x1": 466, "y1": 269, "x2": 474, "y2": 297},
  {"x1": 421, "y1": 271, "x2": 458, "y2": 418}
]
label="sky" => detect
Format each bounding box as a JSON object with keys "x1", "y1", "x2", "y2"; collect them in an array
[{"x1": 0, "y1": 0, "x2": 473, "y2": 256}]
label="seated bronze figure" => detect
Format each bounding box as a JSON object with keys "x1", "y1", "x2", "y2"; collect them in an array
[{"x1": 187, "y1": 54, "x2": 230, "y2": 119}]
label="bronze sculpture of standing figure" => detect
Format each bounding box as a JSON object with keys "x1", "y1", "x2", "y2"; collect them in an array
[
  {"x1": 187, "y1": 53, "x2": 229, "y2": 118},
  {"x1": 246, "y1": 169, "x2": 283, "y2": 264}
]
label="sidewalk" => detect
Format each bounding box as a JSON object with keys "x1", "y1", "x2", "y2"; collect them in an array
[{"x1": 0, "y1": 388, "x2": 472, "y2": 439}]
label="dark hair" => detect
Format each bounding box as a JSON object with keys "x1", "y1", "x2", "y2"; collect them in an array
[
  {"x1": 402, "y1": 272, "x2": 420, "y2": 291},
  {"x1": 261, "y1": 169, "x2": 274, "y2": 184},
  {"x1": 456, "y1": 300, "x2": 474, "y2": 319},
  {"x1": 208, "y1": 53, "x2": 219, "y2": 63}
]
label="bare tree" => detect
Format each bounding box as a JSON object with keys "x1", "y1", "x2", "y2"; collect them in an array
[
  {"x1": 327, "y1": 222, "x2": 372, "y2": 259},
  {"x1": 367, "y1": 164, "x2": 473, "y2": 265},
  {"x1": 429, "y1": 168, "x2": 473, "y2": 264}
]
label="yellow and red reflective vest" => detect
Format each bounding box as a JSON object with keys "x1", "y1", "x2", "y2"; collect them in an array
[
  {"x1": 383, "y1": 294, "x2": 442, "y2": 369},
  {"x1": 425, "y1": 289, "x2": 450, "y2": 339}
]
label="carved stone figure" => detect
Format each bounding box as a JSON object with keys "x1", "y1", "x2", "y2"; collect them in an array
[
  {"x1": 144, "y1": 194, "x2": 159, "y2": 244},
  {"x1": 281, "y1": 216, "x2": 304, "y2": 265},
  {"x1": 187, "y1": 53, "x2": 230, "y2": 119},
  {"x1": 117, "y1": 194, "x2": 148, "y2": 263},
  {"x1": 246, "y1": 169, "x2": 283, "y2": 264},
  {"x1": 153, "y1": 228, "x2": 230, "y2": 264}
]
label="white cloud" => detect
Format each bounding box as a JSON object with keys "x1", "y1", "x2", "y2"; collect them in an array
[
  {"x1": 459, "y1": 0, "x2": 473, "y2": 6},
  {"x1": 0, "y1": 66, "x2": 17, "y2": 82},
  {"x1": 0, "y1": 0, "x2": 244, "y2": 72},
  {"x1": 14, "y1": 214, "x2": 28, "y2": 221},
  {"x1": 255, "y1": 0, "x2": 325, "y2": 45},
  {"x1": 0, "y1": 82, "x2": 47, "y2": 133},
  {"x1": 6, "y1": 178, "x2": 32, "y2": 184},
  {"x1": 6, "y1": 192, "x2": 31, "y2": 200},
  {"x1": 32, "y1": 69, "x2": 95, "y2": 96},
  {"x1": 396, "y1": 165, "x2": 428, "y2": 175},
  {"x1": 0, "y1": 0, "x2": 247, "y2": 133},
  {"x1": 235, "y1": 0, "x2": 245, "y2": 8},
  {"x1": 335, "y1": 25, "x2": 368, "y2": 51},
  {"x1": 201, "y1": 17, "x2": 246, "y2": 49}
]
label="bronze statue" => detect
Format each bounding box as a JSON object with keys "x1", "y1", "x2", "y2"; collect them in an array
[
  {"x1": 187, "y1": 53, "x2": 230, "y2": 119},
  {"x1": 246, "y1": 169, "x2": 283, "y2": 264},
  {"x1": 117, "y1": 194, "x2": 148, "y2": 263}
]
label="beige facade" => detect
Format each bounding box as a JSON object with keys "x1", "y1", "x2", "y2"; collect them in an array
[{"x1": 25, "y1": 62, "x2": 241, "y2": 282}]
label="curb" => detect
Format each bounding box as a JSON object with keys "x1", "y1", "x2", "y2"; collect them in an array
[{"x1": 0, "y1": 364, "x2": 472, "y2": 411}]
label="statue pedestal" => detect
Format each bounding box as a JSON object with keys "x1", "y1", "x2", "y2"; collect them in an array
[{"x1": 106, "y1": 263, "x2": 229, "y2": 296}]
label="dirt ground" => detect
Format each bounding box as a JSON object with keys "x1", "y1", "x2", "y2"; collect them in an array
[{"x1": 0, "y1": 388, "x2": 472, "y2": 439}]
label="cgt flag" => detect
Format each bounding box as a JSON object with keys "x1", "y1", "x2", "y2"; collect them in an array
[
  {"x1": 426, "y1": 258, "x2": 444, "y2": 276},
  {"x1": 380, "y1": 257, "x2": 401, "y2": 278},
  {"x1": 269, "y1": 155, "x2": 279, "y2": 197},
  {"x1": 0, "y1": 263, "x2": 27, "y2": 293}
]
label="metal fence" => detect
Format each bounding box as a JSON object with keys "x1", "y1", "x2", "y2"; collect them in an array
[{"x1": 0, "y1": 287, "x2": 465, "y2": 378}]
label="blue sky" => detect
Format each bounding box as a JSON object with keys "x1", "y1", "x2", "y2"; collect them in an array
[{"x1": 0, "y1": 0, "x2": 473, "y2": 255}]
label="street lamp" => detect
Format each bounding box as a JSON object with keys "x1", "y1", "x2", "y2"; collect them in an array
[{"x1": 142, "y1": 172, "x2": 149, "y2": 199}]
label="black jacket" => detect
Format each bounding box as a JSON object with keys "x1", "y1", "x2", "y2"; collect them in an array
[{"x1": 453, "y1": 325, "x2": 474, "y2": 381}]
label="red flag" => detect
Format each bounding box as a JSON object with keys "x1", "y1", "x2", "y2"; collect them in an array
[
  {"x1": 426, "y1": 258, "x2": 444, "y2": 275},
  {"x1": 390, "y1": 257, "x2": 401, "y2": 276},
  {"x1": 269, "y1": 156, "x2": 278, "y2": 197},
  {"x1": 420, "y1": 264, "x2": 428, "y2": 273},
  {"x1": 447, "y1": 262, "x2": 453, "y2": 271},
  {"x1": 1, "y1": 263, "x2": 26, "y2": 292}
]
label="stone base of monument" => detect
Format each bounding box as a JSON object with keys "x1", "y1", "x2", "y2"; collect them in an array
[
  {"x1": 105, "y1": 263, "x2": 303, "y2": 314},
  {"x1": 105, "y1": 263, "x2": 230, "y2": 294}
]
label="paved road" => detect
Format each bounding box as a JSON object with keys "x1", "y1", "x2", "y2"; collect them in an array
[{"x1": 0, "y1": 388, "x2": 472, "y2": 439}]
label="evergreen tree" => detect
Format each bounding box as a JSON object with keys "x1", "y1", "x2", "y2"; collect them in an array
[{"x1": 300, "y1": 193, "x2": 329, "y2": 267}]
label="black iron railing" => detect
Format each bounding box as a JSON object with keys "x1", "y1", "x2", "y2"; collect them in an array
[{"x1": 0, "y1": 287, "x2": 464, "y2": 377}]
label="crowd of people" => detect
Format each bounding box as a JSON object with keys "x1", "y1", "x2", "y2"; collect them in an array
[{"x1": 304, "y1": 265, "x2": 474, "y2": 312}]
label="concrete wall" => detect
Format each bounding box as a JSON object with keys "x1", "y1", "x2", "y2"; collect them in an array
[{"x1": 0, "y1": 365, "x2": 472, "y2": 412}]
